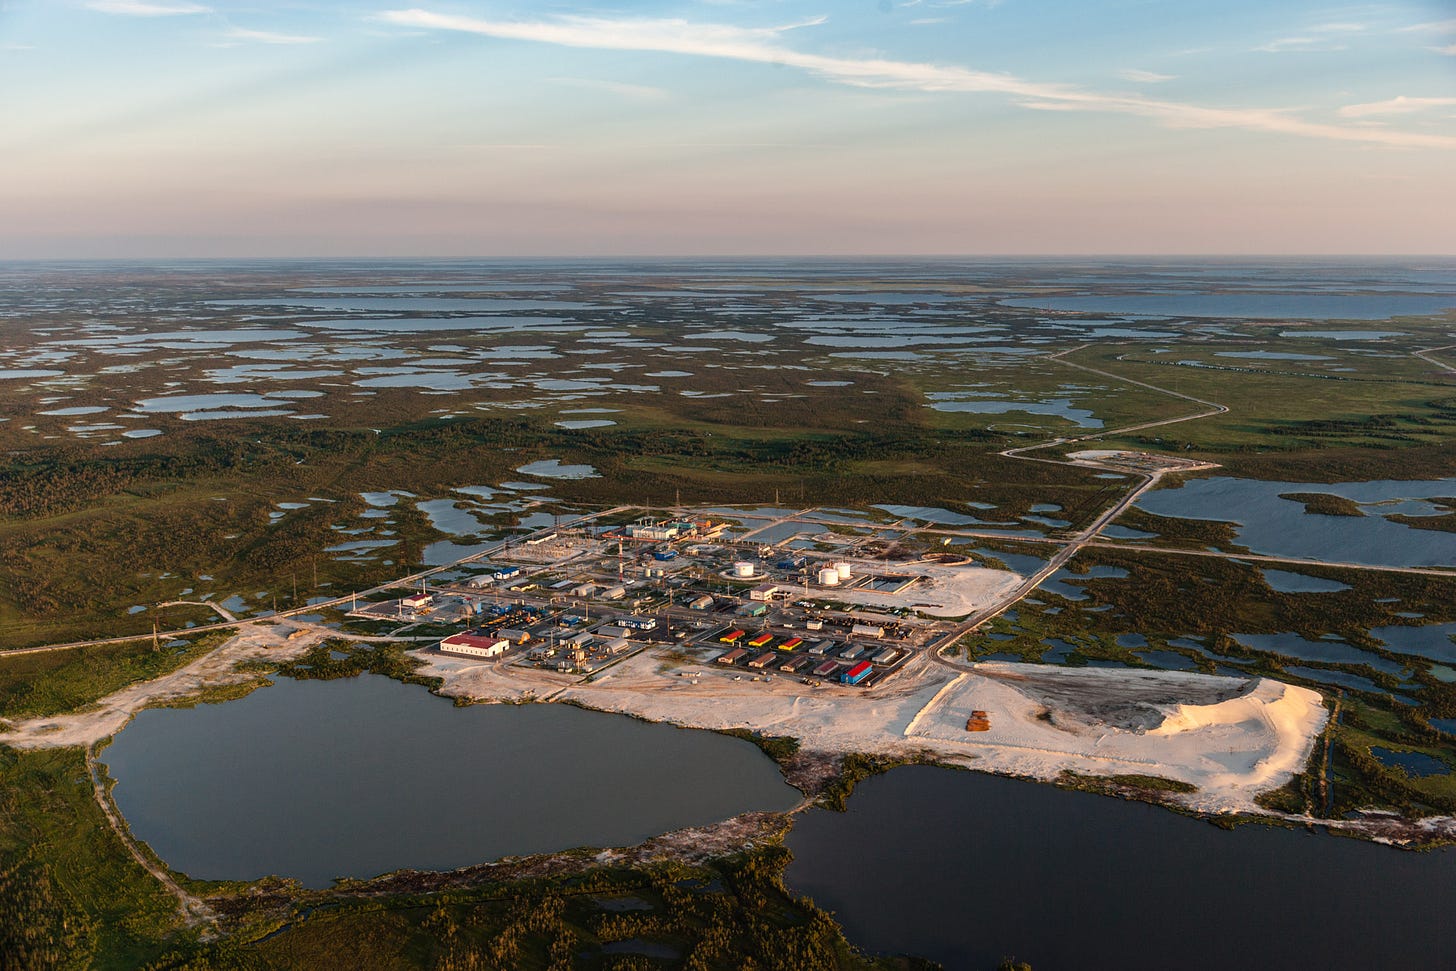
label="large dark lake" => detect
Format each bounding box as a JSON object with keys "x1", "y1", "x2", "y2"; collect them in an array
[
  {"x1": 785, "y1": 765, "x2": 1456, "y2": 971},
  {"x1": 102, "y1": 675, "x2": 800, "y2": 888}
]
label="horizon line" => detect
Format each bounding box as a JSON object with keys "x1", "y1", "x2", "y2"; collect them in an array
[{"x1": 3, "y1": 253, "x2": 1456, "y2": 263}]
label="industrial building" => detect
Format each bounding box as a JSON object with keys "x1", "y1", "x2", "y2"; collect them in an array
[{"x1": 439, "y1": 632, "x2": 508, "y2": 659}]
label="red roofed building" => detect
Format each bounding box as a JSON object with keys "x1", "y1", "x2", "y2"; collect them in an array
[{"x1": 440, "y1": 632, "x2": 508, "y2": 659}]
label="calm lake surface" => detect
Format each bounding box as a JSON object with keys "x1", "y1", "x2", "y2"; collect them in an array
[
  {"x1": 1136, "y1": 477, "x2": 1456, "y2": 567},
  {"x1": 102, "y1": 675, "x2": 800, "y2": 888},
  {"x1": 785, "y1": 766, "x2": 1456, "y2": 971}
]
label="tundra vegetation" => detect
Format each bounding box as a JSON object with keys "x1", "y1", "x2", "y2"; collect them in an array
[{"x1": 2, "y1": 263, "x2": 1453, "y2": 967}]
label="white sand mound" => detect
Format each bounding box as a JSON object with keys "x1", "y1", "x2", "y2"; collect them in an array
[
  {"x1": 1149, "y1": 678, "x2": 1327, "y2": 793},
  {"x1": 905, "y1": 662, "x2": 1329, "y2": 812}
]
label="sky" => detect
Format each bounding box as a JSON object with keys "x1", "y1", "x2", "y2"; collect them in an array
[{"x1": 1, "y1": 0, "x2": 1454, "y2": 257}]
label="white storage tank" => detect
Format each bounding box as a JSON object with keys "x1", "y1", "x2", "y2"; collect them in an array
[
  {"x1": 818, "y1": 567, "x2": 840, "y2": 586},
  {"x1": 734, "y1": 561, "x2": 756, "y2": 578},
  {"x1": 835, "y1": 561, "x2": 852, "y2": 580}
]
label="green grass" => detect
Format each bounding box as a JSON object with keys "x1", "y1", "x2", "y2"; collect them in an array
[
  {"x1": 0, "y1": 747, "x2": 194, "y2": 969},
  {"x1": 142, "y1": 849, "x2": 933, "y2": 971},
  {"x1": 0, "y1": 631, "x2": 234, "y2": 721}
]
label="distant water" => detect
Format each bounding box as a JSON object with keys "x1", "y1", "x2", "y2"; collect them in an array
[
  {"x1": 102, "y1": 676, "x2": 799, "y2": 888},
  {"x1": 1001, "y1": 292, "x2": 1456, "y2": 319},
  {"x1": 786, "y1": 766, "x2": 1456, "y2": 971},
  {"x1": 1137, "y1": 478, "x2": 1456, "y2": 567}
]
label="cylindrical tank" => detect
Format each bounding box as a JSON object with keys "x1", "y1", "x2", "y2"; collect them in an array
[
  {"x1": 734, "y1": 561, "x2": 756, "y2": 578},
  {"x1": 835, "y1": 561, "x2": 852, "y2": 580},
  {"x1": 818, "y1": 568, "x2": 840, "y2": 586}
]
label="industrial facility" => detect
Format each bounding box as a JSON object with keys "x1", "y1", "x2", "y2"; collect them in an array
[{"x1": 385, "y1": 505, "x2": 1005, "y2": 688}]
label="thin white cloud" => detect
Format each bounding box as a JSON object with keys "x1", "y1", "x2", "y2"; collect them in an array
[
  {"x1": 1339, "y1": 96, "x2": 1456, "y2": 118},
  {"x1": 547, "y1": 76, "x2": 669, "y2": 101},
  {"x1": 375, "y1": 9, "x2": 1456, "y2": 150},
  {"x1": 1399, "y1": 18, "x2": 1456, "y2": 34},
  {"x1": 85, "y1": 0, "x2": 209, "y2": 15},
  {"x1": 1254, "y1": 36, "x2": 1348, "y2": 53},
  {"x1": 1117, "y1": 68, "x2": 1175, "y2": 83},
  {"x1": 1439, "y1": 43, "x2": 1456, "y2": 56},
  {"x1": 223, "y1": 26, "x2": 322, "y2": 45}
]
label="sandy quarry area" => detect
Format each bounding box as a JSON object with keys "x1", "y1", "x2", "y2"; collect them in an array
[
  {"x1": 419, "y1": 648, "x2": 1329, "y2": 814},
  {"x1": 0, "y1": 624, "x2": 323, "y2": 750}
]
